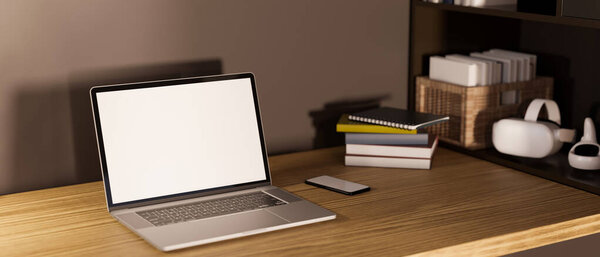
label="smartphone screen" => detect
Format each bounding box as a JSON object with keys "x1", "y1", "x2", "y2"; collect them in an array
[{"x1": 305, "y1": 175, "x2": 370, "y2": 195}]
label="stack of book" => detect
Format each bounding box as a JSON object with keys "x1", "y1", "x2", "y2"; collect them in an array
[{"x1": 336, "y1": 107, "x2": 448, "y2": 169}]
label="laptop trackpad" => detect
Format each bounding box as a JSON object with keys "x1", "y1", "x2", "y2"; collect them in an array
[{"x1": 141, "y1": 210, "x2": 288, "y2": 247}]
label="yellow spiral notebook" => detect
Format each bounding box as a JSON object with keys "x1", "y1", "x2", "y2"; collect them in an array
[{"x1": 336, "y1": 114, "x2": 417, "y2": 134}]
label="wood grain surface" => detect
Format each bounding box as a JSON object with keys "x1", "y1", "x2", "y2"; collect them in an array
[{"x1": 1, "y1": 147, "x2": 599, "y2": 256}]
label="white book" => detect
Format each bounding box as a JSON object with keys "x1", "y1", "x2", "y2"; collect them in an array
[
  {"x1": 466, "y1": 55, "x2": 503, "y2": 84},
  {"x1": 345, "y1": 133, "x2": 429, "y2": 146},
  {"x1": 346, "y1": 137, "x2": 438, "y2": 159},
  {"x1": 446, "y1": 54, "x2": 491, "y2": 85},
  {"x1": 485, "y1": 50, "x2": 529, "y2": 81},
  {"x1": 493, "y1": 62, "x2": 502, "y2": 84},
  {"x1": 470, "y1": 52, "x2": 513, "y2": 83},
  {"x1": 479, "y1": 52, "x2": 518, "y2": 82},
  {"x1": 470, "y1": 0, "x2": 517, "y2": 7},
  {"x1": 345, "y1": 155, "x2": 432, "y2": 170},
  {"x1": 429, "y1": 56, "x2": 478, "y2": 86},
  {"x1": 489, "y1": 49, "x2": 537, "y2": 79}
]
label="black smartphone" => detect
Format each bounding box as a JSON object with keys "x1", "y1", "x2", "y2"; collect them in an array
[{"x1": 305, "y1": 175, "x2": 370, "y2": 195}]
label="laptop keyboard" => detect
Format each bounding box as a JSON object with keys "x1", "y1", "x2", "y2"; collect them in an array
[{"x1": 136, "y1": 192, "x2": 287, "y2": 226}]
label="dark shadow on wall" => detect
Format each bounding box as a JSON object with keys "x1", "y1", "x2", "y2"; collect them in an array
[
  {"x1": 8, "y1": 59, "x2": 222, "y2": 194},
  {"x1": 12, "y1": 85, "x2": 78, "y2": 194},
  {"x1": 309, "y1": 95, "x2": 388, "y2": 149}
]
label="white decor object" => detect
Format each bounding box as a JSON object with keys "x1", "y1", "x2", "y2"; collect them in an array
[
  {"x1": 568, "y1": 118, "x2": 600, "y2": 170},
  {"x1": 492, "y1": 99, "x2": 575, "y2": 158}
]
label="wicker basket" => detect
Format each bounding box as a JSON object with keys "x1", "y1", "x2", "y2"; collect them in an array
[{"x1": 415, "y1": 76, "x2": 553, "y2": 150}]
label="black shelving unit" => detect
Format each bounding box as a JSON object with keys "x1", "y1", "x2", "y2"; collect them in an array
[
  {"x1": 414, "y1": 1, "x2": 600, "y2": 29},
  {"x1": 409, "y1": 0, "x2": 600, "y2": 195}
]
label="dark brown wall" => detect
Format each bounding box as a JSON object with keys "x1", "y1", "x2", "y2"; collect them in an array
[{"x1": 0, "y1": 0, "x2": 410, "y2": 194}]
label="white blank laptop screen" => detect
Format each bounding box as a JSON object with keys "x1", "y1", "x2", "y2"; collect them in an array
[{"x1": 96, "y1": 78, "x2": 267, "y2": 204}]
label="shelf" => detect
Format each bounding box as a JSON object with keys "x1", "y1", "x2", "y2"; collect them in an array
[
  {"x1": 410, "y1": 0, "x2": 600, "y2": 196},
  {"x1": 443, "y1": 143, "x2": 600, "y2": 196},
  {"x1": 414, "y1": 1, "x2": 600, "y2": 29}
]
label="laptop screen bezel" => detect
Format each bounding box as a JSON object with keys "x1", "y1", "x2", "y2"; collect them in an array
[{"x1": 90, "y1": 73, "x2": 272, "y2": 211}]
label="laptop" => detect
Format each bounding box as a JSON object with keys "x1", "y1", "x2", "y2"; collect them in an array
[{"x1": 90, "y1": 73, "x2": 336, "y2": 251}]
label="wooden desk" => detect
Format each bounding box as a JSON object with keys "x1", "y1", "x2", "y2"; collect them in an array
[{"x1": 2, "y1": 147, "x2": 599, "y2": 256}]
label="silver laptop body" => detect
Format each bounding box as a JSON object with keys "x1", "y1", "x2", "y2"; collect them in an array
[{"x1": 90, "y1": 73, "x2": 335, "y2": 251}]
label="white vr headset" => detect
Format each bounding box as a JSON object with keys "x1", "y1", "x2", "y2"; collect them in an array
[{"x1": 492, "y1": 99, "x2": 575, "y2": 158}]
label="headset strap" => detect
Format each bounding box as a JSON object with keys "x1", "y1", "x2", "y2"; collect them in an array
[
  {"x1": 524, "y1": 99, "x2": 561, "y2": 125},
  {"x1": 558, "y1": 129, "x2": 576, "y2": 143},
  {"x1": 524, "y1": 99, "x2": 575, "y2": 143}
]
